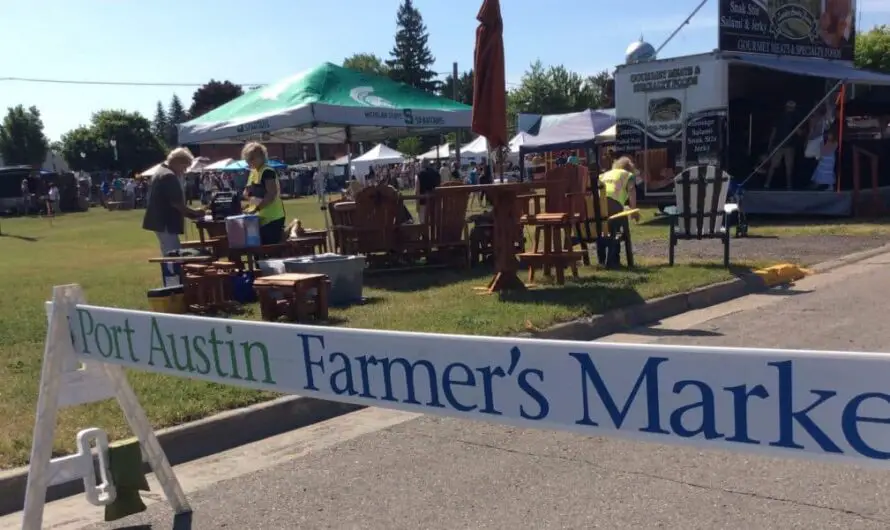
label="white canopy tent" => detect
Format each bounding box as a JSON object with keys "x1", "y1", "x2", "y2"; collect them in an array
[
  {"x1": 416, "y1": 143, "x2": 453, "y2": 160},
  {"x1": 597, "y1": 124, "x2": 616, "y2": 144},
  {"x1": 460, "y1": 136, "x2": 489, "y2": 156},
  {"x1": 204, "y1": 158, "x2": 234, "y2": 170},
  {"x1": 139, "y1": 163, "x2": 166, "y2": 178},
  {"x1": 351, "y1": 143, "x2": 406, "y2": 181}
]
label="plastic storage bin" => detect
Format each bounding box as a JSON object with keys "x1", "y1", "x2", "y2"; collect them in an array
[
  {"x1": 226, "y1": 214, "x2": 261, "y2": 249},
  {"x1": 147, "y1": 285, "x2": 186, "y2": 314},
  {"x1": 283, "y1": 253, "x2": 365, "y2": 306},
  {"x1": 257, "y1": 259, "x2": 288, "y2": 276}
]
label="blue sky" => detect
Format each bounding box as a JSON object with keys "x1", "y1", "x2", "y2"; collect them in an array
[{"x1": 5, "y1": 0, "x2": 890, "y2": 141}]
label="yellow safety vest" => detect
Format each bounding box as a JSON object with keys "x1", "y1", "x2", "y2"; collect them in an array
[
  {"x1": 599, "y1": 169, "x2": 634, "y2": 206},
  {"x1": 247, "y1": 165, "x2": 285, "y2": 225}
]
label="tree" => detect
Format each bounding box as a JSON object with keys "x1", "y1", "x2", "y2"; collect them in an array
[
  {"x1": 508, "y1": 61, "x2": 610, "y2": 116},
  {"x1": 166, "y1": 94, "x2": 187, "y2": 147},
  {"x1": 152, "y1": 101, "x2": 168, "y2": 142},
  {"x1": 855, "y1": 25, "x2": 890, "y2": 74},
  {"x1": 396, "y1": 136, "x2": 422, "y2": 157},
  {"x1": 60, "y1": 110, "x2": 165, "y2": 172},
  {"x1": 585, "y1": 70, "x2": 614, "y2": 109},
  {"x1": 343, "y1": 53, "x2": 390, "y2": 76},
  {"x1": 386, "y1": 0, "x2": 439, "y2": 91},
  {"x1": 440, "y1": 70, "x2": 474, "y2": 104},
  {"x1": 189, "y1": 80, "x2": 243, "y2": 119},
  {"x1": 0, "y1": 105, "x2": 49, "y2": 168}
]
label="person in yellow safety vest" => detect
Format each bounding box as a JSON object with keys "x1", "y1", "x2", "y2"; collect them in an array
[
  {"x1": 599, "y1": 156, "x2": 641, "y2": 222},
  {"x1": 242, "y1": 142, "x2": 286, "y2": 245}
]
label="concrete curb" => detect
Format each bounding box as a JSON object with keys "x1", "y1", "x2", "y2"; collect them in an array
[
  {"x1": 0, "y1": 396, "x2": 362, "y2": 516},
  {"x1": 523, "y1": 242, "x2": 890, "y2": 342}
]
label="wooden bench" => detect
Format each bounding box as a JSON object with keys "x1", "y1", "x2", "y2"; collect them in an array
[{"x1": 252, "y1": 273, "x2": 330, "y2": 323}]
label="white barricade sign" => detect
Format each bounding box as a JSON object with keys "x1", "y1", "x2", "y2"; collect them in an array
[
  {"x1": 23, "y1": 285, "x2": 189, "y2": 530},
  {"x1": 27, "y1": 283, "x2": 890, "y2": 526}
]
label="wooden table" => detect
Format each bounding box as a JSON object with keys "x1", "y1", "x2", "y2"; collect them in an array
[{"x1": 436, "y1": 182, "x2": 534, "y2": 293}]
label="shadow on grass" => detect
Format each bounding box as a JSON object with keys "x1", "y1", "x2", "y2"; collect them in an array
[
  {"x1": 501, "y1": 273, "x2": 649, "y2": 314},
  {"x1": 364, "y1": 266, "x2": 493, "y2": 292},
  {"x1": 649, "y1": 262, "x2": 756, "y2": 278},
  {"x1": 0, "y1": 232, "x2": 39, "y2": 242}
]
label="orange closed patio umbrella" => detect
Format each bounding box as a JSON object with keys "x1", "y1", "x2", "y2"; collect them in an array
[{"x1": 472, "y1": 0, "x2": 507, "y2": 149}]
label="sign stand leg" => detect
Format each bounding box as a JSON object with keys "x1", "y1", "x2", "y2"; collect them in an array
[
  {"x1": 21, "y1": 285, "x2": 74, "y2": 530},
  {"x1": 101, "y1": 363, "x2": 190, "y2": 514}
]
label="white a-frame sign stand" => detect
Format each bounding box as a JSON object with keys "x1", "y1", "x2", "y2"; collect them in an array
[{"x1": 22, "y1": 285, "x2": 190, "y2": 530}]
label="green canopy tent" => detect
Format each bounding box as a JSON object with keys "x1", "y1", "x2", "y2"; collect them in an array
[{"x1": 178, "y1": 62, "x2": 472, "y2": 146}]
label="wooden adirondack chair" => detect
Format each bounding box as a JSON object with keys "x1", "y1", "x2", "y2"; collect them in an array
[
  {"x1": 668, "y1": 165, "x2": 732, "y2": 267},
  {"x1": 427, "y1": 181, "x2": 472, "y2": 266},
  {"x1": 343, "y1": 183, "x2": 400, "y2": 266},
  {"x1": 328, "y1": 198, "x2": 357, "y2": 255}
]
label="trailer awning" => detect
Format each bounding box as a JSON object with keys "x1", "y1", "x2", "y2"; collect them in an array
[{"x1": 726, "y1": 54, "x2": 890, "y2": 86}]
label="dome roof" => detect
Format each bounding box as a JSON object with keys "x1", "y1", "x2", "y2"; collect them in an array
[{"x1": 625, "y1": 39, "x2": 656, "y2": 64}]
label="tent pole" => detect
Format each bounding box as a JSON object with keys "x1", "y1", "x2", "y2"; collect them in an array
[{"x1": 313, "y1": 127, "x2": 332, "y2": 251}]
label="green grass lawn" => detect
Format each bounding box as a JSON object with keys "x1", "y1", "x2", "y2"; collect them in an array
[{"x1": 0, "y1": 197, "x2": 880, "y2": 469}]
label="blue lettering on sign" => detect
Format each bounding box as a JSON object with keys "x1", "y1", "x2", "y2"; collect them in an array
[
  {"x1": 565, "y1": 353, "x2": 890, "y2": 459},
  {"x1": 297, "y1": 334, "x2": 549, "y2": 420},
  {"x1": 297, "y1": 333, "x2": 890, "y2": 461}
]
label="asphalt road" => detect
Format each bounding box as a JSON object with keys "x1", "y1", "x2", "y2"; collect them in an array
[{"x1": 20, "y1": 252, "x2": 890, "y2": 530}]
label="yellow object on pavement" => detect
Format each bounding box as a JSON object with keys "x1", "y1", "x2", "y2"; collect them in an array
[{"x1": 754, "y1": 263, "x2": 813, "y2": 287}]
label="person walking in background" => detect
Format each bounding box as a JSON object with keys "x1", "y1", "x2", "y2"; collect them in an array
[
  {"x1": 20, "y1": 178, "x2": 31, "y2": 215},
  {"x1": 142, "y1": 147, "x2": 205, "y2": 287},
  {"x1": 242, "y1": 142, "x2": 286, "y2": 245},
  {"x1": 415, "y1": 160, "x2": 441, "y2": 223},
  {"x1": 809, "y1": 130, "x2": 838, "y2": 191},
  {"x1": 313, "y1": 167, "x2": 326, "y2": 203},
  {"x1": 479, "y1": 158, "x2": 493, "y2": 207},
  {"x1": 47, "y1": 183, "x2": 60, "y2": 217}
]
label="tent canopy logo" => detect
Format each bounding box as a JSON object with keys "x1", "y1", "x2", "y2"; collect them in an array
[{"x1": 350, "y1": 87, "x2": 396, "y2": 108}]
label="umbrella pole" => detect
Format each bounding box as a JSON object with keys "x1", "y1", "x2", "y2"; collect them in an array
[{"x1": 314, "y1": 128, "x2": 332, "y2": 252}]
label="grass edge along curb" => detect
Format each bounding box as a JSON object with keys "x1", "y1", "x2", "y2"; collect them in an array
[
  {"x1": 526, "y1": 242, "x2": 890, "y2": 342},
  {"x1": 0, "y1": 396, "x2": 361, "y2": 516}
]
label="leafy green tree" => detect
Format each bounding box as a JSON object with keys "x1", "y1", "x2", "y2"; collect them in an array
[
  {"x1": 386, "y1": 0, "x2": 439, "y2": 91},
  {"x1": 855, "y1": 25, "x2": 890, "y2": 73},
  {"x1": 61, "y1": 110, "x2": 165, "y2": 172},
  {"x1": 508, "y1": 61, "x2": 613, "y2": 117},
  {"x1": 343, "y1": 53, "x2": 390, "y2": 76},
  {"x1": 166, "y1": 94, "x2": 187, "y2": 146},
  {"x1": 396, "y1": 136, "x2": 422, "y2": 157},
  {"x1": 440, "y1": 70, "x2": 474, "y2": 104},
  {"x1": 0, "y1": 105, "x2": 49, "y2": 168},
  {"x1": 188, "y1": 80, "x2": 243, "y2": 119}
]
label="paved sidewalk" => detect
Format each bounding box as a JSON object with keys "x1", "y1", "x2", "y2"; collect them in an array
[{"x1": 10, "y1": 252, "x2": 890, "y2": 530}]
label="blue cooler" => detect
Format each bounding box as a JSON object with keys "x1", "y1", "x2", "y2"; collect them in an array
[{"x1": 284, "y1": 253, "x2": 365, "y2": 306}]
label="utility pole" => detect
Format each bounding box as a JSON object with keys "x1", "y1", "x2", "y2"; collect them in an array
[{"x1": 452, "y1": 62, "x2": 461, "y2": 166}]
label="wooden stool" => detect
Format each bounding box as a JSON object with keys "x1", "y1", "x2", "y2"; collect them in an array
[
  {"x1": 183, "y1": 273, "x2": 224, "y2": 312},
  {"x1": 518, "y1": 215, "x2": 582, "y2": 285},
  {"x1": 252, "y1": 273, "x2": 330, "y2": 323}
]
